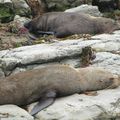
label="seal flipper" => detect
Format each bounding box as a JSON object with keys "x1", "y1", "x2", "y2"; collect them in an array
[
  {"x1": 30, "y1": 90, "x2": 56, "y2": 116},
  {"x1": 37, "y1": 31, "x2": 55, "y2": 35}
]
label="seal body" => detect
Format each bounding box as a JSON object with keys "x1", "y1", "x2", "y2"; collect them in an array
[
  {"x1": 24, "y1": 12, "x2": 120, "y2": 38},
  {"x1": 0, "y1": 65, "x2": 118, "y2": 105}
]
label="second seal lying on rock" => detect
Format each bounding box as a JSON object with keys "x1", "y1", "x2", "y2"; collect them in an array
[
  {"x1": 24, "y1": 12, "x2": 120, "y2": 38},
  {"x1": 0, "y1": 65, "x2": 119, "y2": 115}
]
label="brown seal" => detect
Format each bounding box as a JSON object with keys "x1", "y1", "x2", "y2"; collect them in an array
[
  {"x1": 0, "y1": 65, "x2": 119, "y2": 115},
  {"x1": 24, "y1": 12, "x2": 120, "y2": 38}
]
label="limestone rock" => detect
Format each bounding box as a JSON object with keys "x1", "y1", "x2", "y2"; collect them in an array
[
  {"x1": 45, "y1": 0, "x2": 92, "y2": 11},
  {"x1": 0, "y1": 105, "x2": 33, "y2": 120},
  {"x1": 28, "y1": 87, "x2": 120, "y2": 120},
  {"x1": 0, "y1": 30, "x2": 120, "y2": 76},
  {"x1": 65, "y1": 4, "x2": 102, "y2": 17},
  {"x1": 91, "y1": 52, "x2": 120, "y2": 75},
  {"x1": 12, "y1": 0, "x2": 30, "y2": 16},
  {"x1": 0, "y1": 40, "x2": 95, "y2": 74}
]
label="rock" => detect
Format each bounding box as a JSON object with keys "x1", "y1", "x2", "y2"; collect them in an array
[
  {"x1": 13, "y1": 15, "x2": 30, "y2": 28},
  {"x1": 45, "y1": 0, "x2": 93, "y2": 11},
  {"x1": 0, "y1": 0, "x2": 30, "y2": 23},
  {"x1": 0, "y1": 20, "x2": 120, "y2": 120},
  {"x1": 28, "y1": 87, "x2": 120, "y2": 120},
  {"x1": 0, "y1": 105, "x2": 33, "y2": 120},
  {"x1": 0, "y1": 30, "x2": 120, "y2": 76},
  {"x1": 0, "y1": 40, "x2": 96, "y2": 75},
  {"x1": 0, "y1": 58, "x2": 19, "y2": 76},
  {"x1": 65, "y1": 4, "x2": 102, "y2": 17},
  {"x1": 91, "y1": 52, "x2": 120, "y2": 75},
  {"x1": 91, "y1": 33, "x2": 120, "y2": 52},
  {"x1": 12, "y1": 0, "x2": 31, "y2": 17}
]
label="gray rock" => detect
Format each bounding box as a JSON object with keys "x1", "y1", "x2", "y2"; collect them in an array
[
  {"x1": 28, "y1": 87, "x2": 120, "y2": 120},
  {"x1": 13, "y1": 15, "x2": 30, "y2": 28},
  {"x1": 65, "y1": 4, "x2": 102, "y2": 17},
  {"x1": 45, "y1": 0, "x2": 92, "y2": 11},
  {"x1": 12, "y1": 0, "x2": 30, "y2": 16},
  {"x1": 0, "y1": 0, "x2": 12, "y2": 4},
  {"x1": 0, "y1": 58, "x2": 19, "y2": 76},
  {"x1": 0, "y1": 0, "x2": 30, "y2": 23},
  {"x1": 0, "y1": 30, "x2": 120, "y2": 76},
  {"x1": 0, "y1": 26, "x2": 120, "y2": 120},
  {"x1": 0, "y1": 39, "x2": 95, "y2": 73},
  {"x1": 91, "y1": 52, "x2": 120, "y2": 75},
  {"x1": 0, "y1": 105, "x2": 33, "y2": 120}
]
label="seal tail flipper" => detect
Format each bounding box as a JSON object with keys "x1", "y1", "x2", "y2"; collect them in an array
[{"x1": 30, "y1": 90, "x2": 56, "y2": 116}]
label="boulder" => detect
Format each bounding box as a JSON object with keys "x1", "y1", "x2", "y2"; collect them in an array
[
  {"x1": 65, "y1": 4, "x2": 102, "y2": 17},
  {"x1": 0, "y1": 30, "x2": 120, "y2": 76},
  {"x1": 28, "y1": 87, "x2": 120, "y2": 120},
  {"x1": 12, "y1": 0, "x2": 31, "y2": 17},
  {"x1": 45, "y1": 0, "x2": 92, "y2": 11},
  {"x1": 0, "y1": 0, "x2": 30, "y2": 23}
]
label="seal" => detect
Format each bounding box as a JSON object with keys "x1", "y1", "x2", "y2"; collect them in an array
[
  {"x1": 24, "y1": 12, "x2": 120, "y2": 38},
  {"x1": 0, "y1": 65, "x2": 119, "y2": 116}
]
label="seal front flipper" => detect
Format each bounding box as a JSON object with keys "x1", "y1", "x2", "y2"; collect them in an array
[
  {"x1": 37, "y1": 31, "x2": 55, "y2": 35},
  {"x1": 30, "y1": 90, "x2": 56, "y2": 116}
]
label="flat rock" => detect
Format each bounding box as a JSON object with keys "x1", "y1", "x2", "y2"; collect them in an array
[
  {"x1": 0, "y1": 30, "x2": 120, "y2": 120},
  {"x1": 65, "y1": 4, "x2": 102, "y2": 17},
  {"x1": 91, "y1": 52, "x2": 120, "y2": 75},
  {"x1": 28, "y1": 87, "x2": 120, "y2": 120},
  {"x1": 0, "y1": 105, "x2": 33, "y2": 120},
  {"x1": 0, "y1": 39, "x2": 97, "y2": 75},
  {"x1": 0, "y1": 30, "x2": 120, "y2": 76}
]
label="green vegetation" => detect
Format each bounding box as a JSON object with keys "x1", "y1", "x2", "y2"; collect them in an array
[{"x1": 0, "y1": 4, "x2": 14, "y2": 23}]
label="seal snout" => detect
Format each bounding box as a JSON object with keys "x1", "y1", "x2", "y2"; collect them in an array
[
  {"x1": 24, "y1": 20, "x2": 31, "y2": 29},
  {"x1": 107, "y1": 75, "x2": 119, "y2": 89}
]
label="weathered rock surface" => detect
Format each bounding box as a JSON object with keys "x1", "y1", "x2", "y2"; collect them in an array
[
  {"x1": 45, "y1": 0, "x2": 92, "y2": 11},
  {"x1": 29, "y1": 87, "x2": 120, "y2": 120},
  {"x1": 0, "y1": 30, "x2": 120, "y2": 119},
  {"x1": 0, "y1": 30, "x2": 120, "y2": 76},
  {"x1": 0, "y1": 105, "x2": 34, "y2": 120},
  {"x1": 65, "y1": 4, "x2": 102, "y2": 17},
  {"x1": 12, "y1": 0, "x2": 30, "y2": 16},
  {"x1": 0, "y1": 39, "x2": 95, "y2": 75}
]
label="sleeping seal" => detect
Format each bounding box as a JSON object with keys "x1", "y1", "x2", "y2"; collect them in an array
[
  {"x1": 24, "y1": 12, "x2": 120, "y2": 38},
  {"x1": 0, "y1": 65, "x2": 119, "y2": 115}
]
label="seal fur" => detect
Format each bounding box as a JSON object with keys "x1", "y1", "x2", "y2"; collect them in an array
[
  {"x1": 24, "y1": 12, "x2": 120, "y2": 38},
  {"x1": 0, "y1": 65, "x2": 119, "y2": 115}
]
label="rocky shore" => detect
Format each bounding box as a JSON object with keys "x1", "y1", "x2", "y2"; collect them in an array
[{"x1": 0, "y1": 30, "x2": 120, "y2": 120}]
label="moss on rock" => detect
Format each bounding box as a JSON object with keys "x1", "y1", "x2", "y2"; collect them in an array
[{"x1": 0, "y1": 4, "x2": 14, "y2": 23}]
